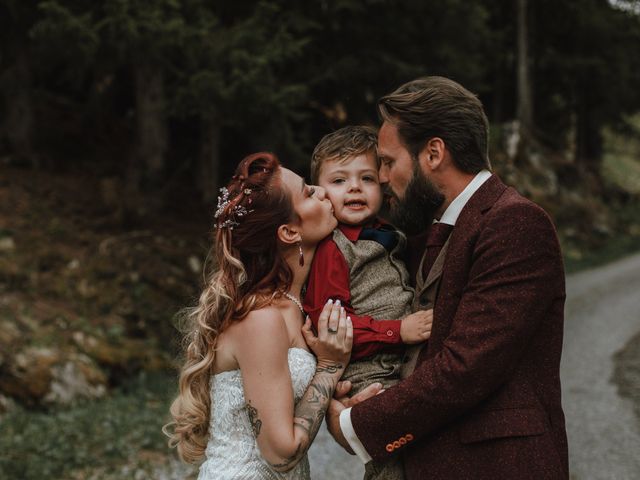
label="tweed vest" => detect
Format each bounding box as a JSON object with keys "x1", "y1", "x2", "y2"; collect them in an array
[
  {"x1": 332, "y1": 227, "x2": 415, "y2": 397},
  {"x1": 332, "y1": 227, "x2": 414, "y2": 321}
]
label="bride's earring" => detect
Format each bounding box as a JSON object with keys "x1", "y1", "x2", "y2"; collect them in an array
[{"x1": 298, "y1": 241, "x2": 304, "y2": 267}]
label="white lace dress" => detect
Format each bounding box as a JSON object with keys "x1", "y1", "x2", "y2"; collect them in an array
[{"x1": 198, "y1": 348, "x2": 317, "y2": 480}]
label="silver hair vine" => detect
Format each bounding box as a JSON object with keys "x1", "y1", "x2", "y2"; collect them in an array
[{"x1": 214, "y1": 186, "x2": 253, "y2": 230}]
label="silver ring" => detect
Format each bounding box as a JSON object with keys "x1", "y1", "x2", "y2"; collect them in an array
[{"x1": 327, "y1": 327, "x2": 338, "y2": 334}]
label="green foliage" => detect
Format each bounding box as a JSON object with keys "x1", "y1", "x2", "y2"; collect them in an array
[
  {"x1": 562, "y1": 206, "x2": 640, "y2": 272},
  {"x1": 531, "y1": 0, "x2": 640, "y2": 155},
  {"x1": 172, "y1": 1, "x2": 309, "y2": 122},
  {"x1": 0, "y1": 372, "x2": 177, "y2": 480},
  {"x1": 602, "y1": 113, "x2": 640, "y2": 194},
  {"x1": 2, "y1": 0, "x2": 640, "y2": 182},
  {"x1": 31, "y1": 2, "x2": 99, "y2": 71}
]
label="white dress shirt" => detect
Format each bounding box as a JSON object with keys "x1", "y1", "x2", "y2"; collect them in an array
[{"x1": 339, "y1": 169, "x2": 492, "y2": 464}]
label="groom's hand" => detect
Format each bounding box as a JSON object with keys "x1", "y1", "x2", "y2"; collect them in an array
[{"x1": 327, "y1": 381, "x2": 384, "y2": 454}]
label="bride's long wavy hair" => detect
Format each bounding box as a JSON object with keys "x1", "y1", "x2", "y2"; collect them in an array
[{"x1": 165, "y1": 152, "x2": 296, "y2": 463}]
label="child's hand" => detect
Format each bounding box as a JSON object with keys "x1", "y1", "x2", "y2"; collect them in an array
[{"x1": 400, "y1": 309, "x2": 433, "y2": 344}]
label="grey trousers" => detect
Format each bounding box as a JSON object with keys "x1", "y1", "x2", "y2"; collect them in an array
[{"x1": 343, "y1": 353, "x2": 406, "y2": 480}]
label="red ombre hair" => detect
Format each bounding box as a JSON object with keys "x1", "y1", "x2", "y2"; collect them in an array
[
  {"x1": 214, "y1": 152, "x2": 295, "y2": 320},
  {"x1": 166, "y1": 152, "x2": 296, "y2": 463}
]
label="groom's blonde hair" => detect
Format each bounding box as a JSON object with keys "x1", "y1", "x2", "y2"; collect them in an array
[{"x1": 310, "y1": 125, "x2": 379, "y2": 183}]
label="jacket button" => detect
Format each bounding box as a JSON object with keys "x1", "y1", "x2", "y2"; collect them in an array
[
  {"x1": 405, "y1": 433, "x2": 414, "y2": 441},
  {"x1": 399, "y1": 437, "x2": 407, "y2": 445},
  {"x1": 386, "y1": 330, "x2": 394, "y2": 337},
  {"x1": 385, "y1": 443, "x2": 394, "y2": 452}
]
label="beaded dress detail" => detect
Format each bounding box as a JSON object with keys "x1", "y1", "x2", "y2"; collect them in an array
[{"x1": 198, "y1": 348, "x2": 317, "y2": 479}]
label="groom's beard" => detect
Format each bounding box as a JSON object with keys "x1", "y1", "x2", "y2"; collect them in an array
[{"x1": 384, "y1": 165, "x2": 445, "y2": 236}]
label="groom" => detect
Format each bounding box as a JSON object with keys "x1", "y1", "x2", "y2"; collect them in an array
[{"x1": 327, "y1": 76, "x2": 569, "y2": 479}]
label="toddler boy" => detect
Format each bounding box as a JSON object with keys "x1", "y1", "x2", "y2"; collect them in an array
[{"x1": 303, "y1": 126, "x2": 432, "y2": 480}]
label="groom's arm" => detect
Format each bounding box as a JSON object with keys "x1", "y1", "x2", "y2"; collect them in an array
[
  {"x1": 347, "y1": 202, "x2": 564, "y2": 462},
  {"x1": 326, "y1": 383, "x2": 383, "y2": 460}
]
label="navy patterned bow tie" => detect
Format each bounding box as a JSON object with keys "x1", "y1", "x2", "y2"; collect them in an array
[{"x1": 359, "y1": 225, "x2": 399, "y2": 252}]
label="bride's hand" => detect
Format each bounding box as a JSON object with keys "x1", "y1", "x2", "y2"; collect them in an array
[{"x1": 302, "y1": 299, "x2": 352, "y2": 368}]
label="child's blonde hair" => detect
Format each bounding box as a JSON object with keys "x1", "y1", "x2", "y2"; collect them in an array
[{"x1": 310, "y1": 125, "x2": 379, "y2": 183}]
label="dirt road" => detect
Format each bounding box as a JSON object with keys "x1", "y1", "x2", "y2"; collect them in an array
[
  {"x1": 561, "y1": 252, "x2": 640, "y2": 479},
  {"x1": 309, "y1": 253, "x2": 640, "y2": 479}
]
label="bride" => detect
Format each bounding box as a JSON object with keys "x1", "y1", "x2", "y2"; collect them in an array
[{"x1": 166, "y1": 152, "x2": 353, "y2": 479}]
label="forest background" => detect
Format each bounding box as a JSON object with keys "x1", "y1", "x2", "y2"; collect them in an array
[{"x1": 1, "y1": 0, "x2": 640, "y2": 478}]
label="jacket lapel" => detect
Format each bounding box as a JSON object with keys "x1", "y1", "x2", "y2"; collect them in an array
[
  {"x1": 424, "y1": 174, "x2": 509, "y2": 355},
  {"x1": 446, "y1": 174, "x2": 508, "y2": 258}
]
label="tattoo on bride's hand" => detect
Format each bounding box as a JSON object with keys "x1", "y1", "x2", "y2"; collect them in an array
[{"x1": 246, "y1": 401, "x2": 262, "y2": 437}]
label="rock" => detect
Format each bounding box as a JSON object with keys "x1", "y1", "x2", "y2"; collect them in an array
[
  {"x1": 73, "y1": 331, "x2": 172, "y2": 373},
  {"x1": 73, "y1": 331, "x2": 98, "y2": 349},
  {"x1": 0, "y1": 393, "x2": 16, "y2": 415},
  {"x1": 502, "y1": 120, "x2": 520, "y2": 160},
  {"x1": 0, "y1": 346, "x2": 108, "y2": 406},
  {"x1": 0, "y1": 237, "x2": 15, "y2": 252},
  {"x1": 0, "y1": 347, "x2": 61, "y2": 402},
  {"x1": 67, "y1": 258, "x2": 80, "y2": 270},
  {"x1": 77, "y1": 278, "x2": 96, "y2": 298},
  {"x1": 188, "y1": 255, "x2": 202, "y2": 274},
  {"x1": 0, "y1": 320, "x2": 21, "y2": 367},
  {"x1": 43, "y1": 354, "x2": 107, "y2": 405}
]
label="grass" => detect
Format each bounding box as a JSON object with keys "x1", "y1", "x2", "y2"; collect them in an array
[
  {"x1": 602, "y1": 115, "x2": 640, "y2": 195},
  {"x1": 562, "y1": 198, "x2": 640, "y2": 273},
  {"x1": 563, "y1": 231, "x2": 640, "y2": 273},
  {"x1": 563, "y1": 114, "x2": 640, "y2": 273},
  {"x1": 0, "y1": 371, "x2": 194, "y2": 480}
]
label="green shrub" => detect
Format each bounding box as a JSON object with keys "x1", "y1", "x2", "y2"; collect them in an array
[{"x1": 0, "y1": 372, "x2": 179, "y2": 479}]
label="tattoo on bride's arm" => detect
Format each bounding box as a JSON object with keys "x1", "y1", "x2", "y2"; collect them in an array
[
  {"x1": 308, "y1": 382, "x2": 333, "y2": 404},
  {"x1": 292, "y1": 375, "x2": 335, "y2": 439},
  {"x1": 315, "y1": 363, "x2": 344, "y2": 374},
  {"x1": 270, "y1": 444, "x2": 303, "y2": 470},
  {"x1": 246, "y1": 401, "x2": 262, "y2": 437},
  {"x1": 271, "y1": 371, "x2": 340, "y2": 470}
]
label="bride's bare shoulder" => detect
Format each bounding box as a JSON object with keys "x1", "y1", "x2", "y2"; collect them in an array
[{"x1": 227, "y1": 305, "x2": 287, "y2": 340}]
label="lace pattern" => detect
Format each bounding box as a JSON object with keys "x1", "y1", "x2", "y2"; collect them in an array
[{"x1": 198, "y1": 348, "x2": 317, "y2": 480}]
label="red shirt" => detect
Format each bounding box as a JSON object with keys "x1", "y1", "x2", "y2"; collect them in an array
[{"x1": 303, "y1": 223, "x2": 403, "y2": 360}]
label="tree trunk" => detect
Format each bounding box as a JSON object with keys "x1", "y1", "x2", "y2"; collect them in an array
[
  {"x1": 133, "y1": 59, "x2": 168, "y2": 187},
  {"x1": 2, "y1": 44, "x2": 36, "y2": 166},
  {"x1": 198, "y1": 114, "x2": 222, "y2": 204},
  {"x1": 575, "y1": 91, "x2": 603, "y2": 175},
  {"x1": 516, "y1": 0, "x2": 534, "y2": 142}
]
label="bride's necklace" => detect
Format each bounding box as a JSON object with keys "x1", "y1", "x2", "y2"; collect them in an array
[{"x1": 284, "y1": 292, "x2": 305, "y2": 315}]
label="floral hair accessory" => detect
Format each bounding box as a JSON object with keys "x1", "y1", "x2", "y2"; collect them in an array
[
  {"x1": 214, "y1": 187, "x2": 253, "y2": 230},
  {"x1": 214, "y1": 187, "x2": 231, "y2": 219}
]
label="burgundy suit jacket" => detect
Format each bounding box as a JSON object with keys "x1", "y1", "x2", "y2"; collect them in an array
[{"x1": 350, "y1": 175, "x2": 569, "y2": 479}]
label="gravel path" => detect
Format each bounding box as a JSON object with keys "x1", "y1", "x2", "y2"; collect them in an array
[
  {"x1": 562, "y1": 252, "x2": 640, "y2": 480},
  {"x1": 309, "y1": 253, "x2": 640, "y2": 479},
  {"x1": 308, "y1": 423, "x2": 364, "y2": 479}
]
